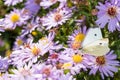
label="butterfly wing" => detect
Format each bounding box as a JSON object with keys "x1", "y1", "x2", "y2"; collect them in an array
[
  {"x1": 82, "y1": 28, "x2": 103, "y2": 47},
  {"x1": 82, "y1": 38, "x2": 110, "y2": 56}
]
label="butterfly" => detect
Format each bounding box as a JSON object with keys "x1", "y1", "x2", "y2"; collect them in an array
[{"x1": 81, "y1": 27, "x2": 110, "y2": 56}]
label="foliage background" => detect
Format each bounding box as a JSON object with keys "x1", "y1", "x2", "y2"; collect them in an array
[{"x1": 0, "y1": 0, "x2": 120, "y2": 80}]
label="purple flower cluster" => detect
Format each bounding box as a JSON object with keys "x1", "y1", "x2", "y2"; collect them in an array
[{"x1": 0, "y1": 0, "x2": 119, "y2": 80}]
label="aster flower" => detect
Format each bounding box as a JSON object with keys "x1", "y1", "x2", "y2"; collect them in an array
[
  {"x1": 4, "y1": 0, "x2": 23, "y2": 6},
  {"x1": 33, "y1": 63, "x2": 64, "y2": 80},
  {"x1": 9, "y1": 62, "x2": 42, "y2": 80},
  {"x1": 59, "y1": 48, "x2": 90, "y2": 75},
  {"x1": 24, "y1": 0, "x2": 41, "y2": 16},
  {"x1": 0, "y1": 56, "x2": 9, "y2": 72},
  {"x1": 10, "y1": 41, "x2": 49, "y2": 66},
  {"x1": 96, "y1": 0, "x2": 120, "y2": 32},
  {"x1": 68, "y1": 26, "x2": 87, "y2": 49},
  {"x1": 41, "y1": 6, "x2": 72, "y2": 30},
  {"x1": 4, "y1": 9, "x2": 29, "y2": 30},
  {"x1": 89, "y1": 51, "x2": 119, "y2": 79}
]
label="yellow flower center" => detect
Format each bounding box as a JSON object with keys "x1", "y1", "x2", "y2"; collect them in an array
[
  {"x1": 17, "y1": 39, "x2": 23, "y2": 46},
  {"x1": 72, "y1": 54, "x2": 83, "y2": 63},
  {"x1": 62, "y1": 63, "x2": 72, "y2": 69},
  {"x1": 31, "y1": 46, "x2": 40, "y2": 56},
  {"x1": 75, "y1": 33, "x2": 85, "y2": 42},
  {"x1": 10, "y1": 13, "x2": 20, "y2": 23},
  {"x1": 31, "y1": 31, "x2": 37, "y2": 36}
]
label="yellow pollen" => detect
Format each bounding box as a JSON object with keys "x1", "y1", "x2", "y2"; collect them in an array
[
  {"x1": 17, "y1": 39, "x2": 23, "y2": 46},
  {"x1": 32, "y1": 31, "x2": 37, "y2": 36},
  {"x1": 10, "y1": 13, "x2": 20, "y2": 23},
  {"x1": 31, "y1": 46, "x2": 40, "y2": 56},
  {"x1": 73, "y1": 54, "x2": 83, "y2": 63},
  {"x1": 75, "y1": 33, "x2": 85, "y2": 42},
  {"x1": 62, "y1": 63, "x2": 72, "y2": 69}
]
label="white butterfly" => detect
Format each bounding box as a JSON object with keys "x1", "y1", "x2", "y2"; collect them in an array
[{"x1": 82, "y1": 28, "x2": 110, "y2": 56}]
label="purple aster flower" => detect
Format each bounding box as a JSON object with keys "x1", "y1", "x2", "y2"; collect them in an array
[
  {"x1": 96, "y1": 0, "x2": 120, "y2": 32},
  {"x1": 4, "y1": 0, "x2": 23, "y2": 6},
  {"x1": 0, "y1": 56, "x2": 9, "y2": 72},
  {"x1": 68, "y1": 26, "x2": 87, "y2": 50},
  {"x1": 33, "y1": 63, "x2": 64, "y2": 80},
  {"x1": 59, "y1": 48, "x2": 90, "y2": 75},
  {"x1": 41, "y1": 6, "x2": 73, "y2": 30},
  {"x1": 89, "y1": 51, "x2": 119, "y2": 79},
  {"x1": 4, "y1": 9, "x2": 29, "y2": 30},
  {"x1": 24, "y1": 0, "x2": 41, "y2": 16}
]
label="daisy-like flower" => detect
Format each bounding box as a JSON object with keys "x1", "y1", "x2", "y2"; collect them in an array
[
  {"x1": 89, "y1": 51, "x2": 119, "y2": 79},
  {"x1": 4, "y1": 9, "x2": 29, "y2": 30},
  {"x1": 68, "y1": 26, "x2": 87, "y2": 50},
  {"x1": 33, "y1": 63, "x2": 64, "y2": 80},
  {"x1": 24, "y1": 0, "x2": 41, "y2": 16},
  {"x1": 13, "y1": 35, "x2": 28, "y2": 50},
  {"x1": 9, "y1": 62, "x2": 42, "y2": 80},
  {"x1": 4, "y1": 0, "x2": 23, "y2": 6},
  {"x1": 41, "y1": 6, "x2": 72, "y2": 30},
  {"x1": 10, "y1": 40, "x2": 49, "y2": 66},
  {"x1": 59, "y1": 48, "x2": 89, "y2": 75},
  {"x1": 96, "y1": 0, "x2": 120, "y2": 32}
]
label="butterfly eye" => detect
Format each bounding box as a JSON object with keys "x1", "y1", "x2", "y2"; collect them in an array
[
  {"x1": 99, "y1": 43, "x2": 102, "y2": 45},
  {"x1": 94, "y1": 34, "x2": 97, "y2": 36}
]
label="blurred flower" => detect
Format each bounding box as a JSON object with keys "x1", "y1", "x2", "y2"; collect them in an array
[
  {"x1": 9, "y1": 62, "x2": 41, "y2": 80},
  {"x1": 68, "y1": 26, "x2": 87, "y2": 49},
  {"x1": 40, "y1": 0, "x2": 66, "y2": 9},
  {"x1": 0, "y1": 56, "x2": 9, "y2": 72},
  {"x1": 96, "y1": 0, "x2": 120, "y2": 32},
  {"x1": 4, "y1": 0, "x2": 23, "y2": 6},
  {"x1": 89, "y1": 51, "x2": 119, "y2": 79},
  {"x1": 60, "y1": 49, "x2": 89, "y2": 75},
  {"x1": 4, "y1": 9, "x2": 29, "y2": 30},
  {"x1": 41, "y1": 6, "x2": 72, "y2": 30},
  {"x1": 0, "y1": 72, "x2": 12, "y2": 80},
  {"x1": 33, "y1": 63, "x2": 64, "y2": 80},
  {"x1": 24, "y1": 0, "x2": 40, "y2": 16}
]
